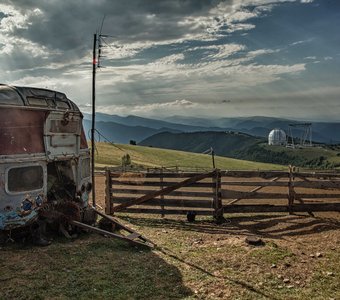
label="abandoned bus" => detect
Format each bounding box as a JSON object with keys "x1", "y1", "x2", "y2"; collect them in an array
[{"x1": 0, "y1": 84, "x2": 91, "y2": 233}]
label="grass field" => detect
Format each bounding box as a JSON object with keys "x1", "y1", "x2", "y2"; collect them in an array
[
  {"x1": 94, "y1": 142, "x2": 284, "y2": 171},
  {"x1": 1, "y1": 211, "x2": 339, "y2": 299},
  {"x1": 1, "y1": 145, "x2": 339, "y2": 299}
]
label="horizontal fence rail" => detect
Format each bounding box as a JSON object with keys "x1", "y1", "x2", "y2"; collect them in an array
[{"x1": 105, "y1": 168, "x2": 340, "y2": 218}]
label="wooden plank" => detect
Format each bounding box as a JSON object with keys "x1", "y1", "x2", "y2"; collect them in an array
[
  {"x1": 109, "y1": 172, "x2": 209, "y2": 178},
  {"x1": 224, "y1": 177, "x2": 340, "y2": 189},
  {"x1": 222, "y1": 181, "x2": 289, "y2": 187},
  {"x1": 294, "y1": 193, "x2": 340, "y2": 199},
  {"x1": 112, "y1": 197, "x2": 213, "y2": 208},
  {"x1": 294, "y1": 172, "x2": 340, "y2": 179},
  {"x1": 221, "y1": 170, "x2": 289, "y2": 178},
  {"x1": 110, "y1": 188, "x2": 213, "y2": 198},
  {"x1": 121, "y1": 208, "x2": 214, "y2": 215},
  {"x1": 222, "y1": 190, "x2": 288, "y2": 200},
  {"x1": 71, "y1": 221, "x2": 153, "y2": 248},
  {"x1": 225, "y1": 177, "x2": 280, "y2": 205},
  {"x1": 111, "y1": 180, "x2": 214, "y2": 188},
  {"x1": 111, "y1": 171, "x2": 215, "y2": 212},
  {"x1": 292, "y1": 180, "x2": 340, "y2": 189},
  {"x1": 223, "y1": 190, "x2": 340, "y2": 200},
  {"x1": 127, "y1": 232, "x2": 140, "y2": 239},
  {"x1": 223, "y1": 203, "x2": 340, "y2": 213},
  {"x1": 92, "y1": 208, "x2": 154, "y2": 244}
]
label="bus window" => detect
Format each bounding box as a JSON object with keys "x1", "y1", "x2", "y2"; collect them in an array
[
  {"x1": 27, "y1": 97, "x2": 48, "y2": 107},
  {"x1": 7, "y1": 165, "x2": 43, "y2": 193},
  {"x1": 56, "y1": 101, "x2": 70, "y2": 109},
  {"x1": 0, "y1": 86, "x2": 24, "y2": 105}
]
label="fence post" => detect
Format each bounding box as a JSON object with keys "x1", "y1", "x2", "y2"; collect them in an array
[
  {"x1": 105, "y1": 168, "x2": 112, "y2": 215},
  {"x1": 160, "y1": 168, "x2": 165, "y2": 217},
  {"x1": 288, "y1": 166, "x2": 295, "y2": 215},
  {"x1": 213, "y1": 169, "x2": 223, "y2": 221}
]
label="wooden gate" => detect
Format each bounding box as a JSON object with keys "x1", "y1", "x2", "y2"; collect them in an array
[
  {"x1": 105, "y1": 168, "x2": 340, "y2": 217},
  {"x1": 105, "y1": 170, "x2": 222, "y2": 217}
]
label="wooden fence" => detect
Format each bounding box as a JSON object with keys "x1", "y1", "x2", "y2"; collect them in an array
[{"x1": 105, "y1": 168, "x2": 340, "y2": 218}]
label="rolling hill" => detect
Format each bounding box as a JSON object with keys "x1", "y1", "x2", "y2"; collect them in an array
[
  {"x1": 93, "y1": 142, "x2": 284, "y2": 171},
  {"x1": 139, "y1": 131, "x2": 264, "y2": 155},
  {"x1": 139, "y1": 131, "x2": 340, "y2": 169},
  {"x1": 83, "y1": 119, "x2": 181, "y2": 144}
]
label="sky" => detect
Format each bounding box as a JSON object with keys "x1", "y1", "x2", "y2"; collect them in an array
[{"x1": 0, "y1": 0, "x2": 339, "y2": 121}]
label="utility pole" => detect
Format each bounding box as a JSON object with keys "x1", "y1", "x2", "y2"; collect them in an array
[{"x1": 91, "y1": 33, "x2": 97, "y2": 207}]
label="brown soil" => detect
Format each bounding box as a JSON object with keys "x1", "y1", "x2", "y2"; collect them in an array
[{"x1": 93, "y1": 174, "x2": 340, "y2": 299}]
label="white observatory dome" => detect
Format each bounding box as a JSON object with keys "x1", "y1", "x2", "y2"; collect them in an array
[{"x1": 268, "y1": 129, "x2": 287, "y2": 146}]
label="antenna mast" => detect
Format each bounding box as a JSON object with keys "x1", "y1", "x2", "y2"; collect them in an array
[
  {"x1": 91, "y1": 32, "x2": 97, "y2": 207},
  {"x1": 91, "y1": 16, "x2": 109, "y2": 207}
]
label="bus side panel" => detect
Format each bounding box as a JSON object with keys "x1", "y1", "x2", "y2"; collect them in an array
[{"x1": 0, "y1": 109, "x2": 46, "y2": 155}]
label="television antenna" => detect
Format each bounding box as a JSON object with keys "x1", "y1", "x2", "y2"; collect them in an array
[{"x1": 91, "y1": 15, "x2": 114, "y2": 207}]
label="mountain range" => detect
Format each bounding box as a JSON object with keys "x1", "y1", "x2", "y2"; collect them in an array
[{"x1": 83, "y1": 113, "x2": 340, "y2": 144}]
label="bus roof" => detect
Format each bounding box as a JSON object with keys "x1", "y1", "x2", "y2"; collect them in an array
[{"x1": 0, "y1": 84, "x2": 80, "y2": 112}]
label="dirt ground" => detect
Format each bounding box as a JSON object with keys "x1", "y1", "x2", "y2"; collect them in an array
[
  {"x1": 94, "y1": 174, "x2": 340, "y2": 299},
  {"x1": 0, "y1": 175, "x2": 339, "y2": 299}
]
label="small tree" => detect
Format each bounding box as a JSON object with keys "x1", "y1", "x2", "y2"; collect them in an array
[
  {"x1": 129, "y1": 140, "x2": 137, "y2": 145},
  {"x1": 121, "y1": 154, "x2": 131, "y2": 169}
]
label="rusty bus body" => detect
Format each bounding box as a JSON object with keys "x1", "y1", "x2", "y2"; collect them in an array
[{"x1": 0, "y1": 84, "x2": 91, "y2": 232}]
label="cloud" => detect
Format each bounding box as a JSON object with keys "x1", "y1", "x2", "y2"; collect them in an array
[
  {"x1": 86, "y1": 99, "x2": 197, "y2": 116},
  {"x1": 0, "y1": 0, "x2": 338, "y2": 121}
]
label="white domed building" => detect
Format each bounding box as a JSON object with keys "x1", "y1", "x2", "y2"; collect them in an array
[{"x1": 268, "y1": 129, "x2": 287, "y2": 146}]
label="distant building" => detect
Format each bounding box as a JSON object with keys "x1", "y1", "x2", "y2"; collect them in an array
[{"x1": 268, "y1": 129, "x2": 287, "y2": 146}]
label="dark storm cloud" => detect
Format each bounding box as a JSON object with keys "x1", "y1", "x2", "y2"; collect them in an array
[{"x1": 3, "y1": 0, "x2": 222, "y2": 54}]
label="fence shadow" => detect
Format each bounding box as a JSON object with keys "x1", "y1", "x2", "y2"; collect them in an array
[{"x1": 118, "y1": 213, "x2": 340, "y2": 240}]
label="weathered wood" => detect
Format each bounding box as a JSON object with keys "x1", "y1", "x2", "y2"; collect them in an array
[
  {"x1": 71, "y1": 220, "x2": 154, "y2": 248},
  {"x1": 294, "y1": 172, "x2": 340, "y2": 179},
  {"x1": 212, "y1": 169, "x2": 223, "y2": 218},
  {"x1": 112, "y1": 171, "x2": 214, "y2": 212},
  {"x1": 223, "y1": 203, "x2": 340, "y2": 213},
  {"x1": 109, "y1": 170, "x2": 340, "y2": 179},
  {"x1": 294, "y1": 193, "x2": 340, "y2": 199},
  {"x1": 110, "y1": 188, "x2": 213, "y2": 198},
  {"x1": 288, "y1": 167, "x2": 294, "y2": 214},
  {"x1": 111, "y1": 180, "x2": 214, "y2": 188},
  {"x1": 93, "y1": 208, "x2": 154, "y2": 244},
  {"x1": 105, "y1": 169, "x2": 112, "y2": 215},
  {"x1": 224, "y1": 177, "x2": 280, "y2": 205},
  {"x1": 112, "y1": 197, "x2": 213, "y2": 208},
  {"x1": 126, "y1": 232, "x2": 140, "y2": 239},
  {"x1": 120, "y1": 208, "x2": 214, "y2": 215},
  {"x1": 222, "y1": 181, "x2": 289, "y2": 187},
  {"x1": 221, "y1": 170, "x2": 289, "y2": 178},
  {"x1": 222, "y1": 190, "x2": 340, "y2": 200},
  {"x1": 160, "y1": 169, "x2": 165, "y2": 217},
  {"x1": 109, "y1": 172, "x2": 211, "y2": 178},
  {"x1": 292, "y1": 180, "x2": 340, "y2": 189},
  {"x1": 222, "y1": 190, "x2": 285, "y2": 200}
]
